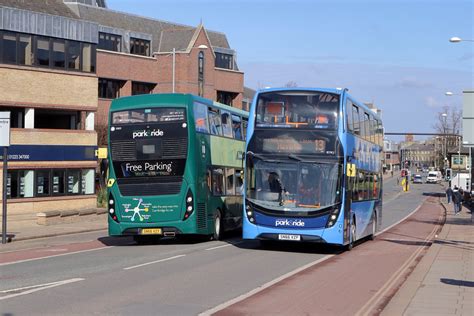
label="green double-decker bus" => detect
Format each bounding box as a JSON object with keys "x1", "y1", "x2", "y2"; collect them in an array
[{"x1": 107, "y1": 94, "x2": 248, "y2": 243}]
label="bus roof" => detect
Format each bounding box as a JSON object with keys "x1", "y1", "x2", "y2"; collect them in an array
[
  {"x1": 109, "y1": 93, "x2": 248, "y2": 118},
  {"x1": 254, "y1": 87, "x2": 382, "y2": 121}
]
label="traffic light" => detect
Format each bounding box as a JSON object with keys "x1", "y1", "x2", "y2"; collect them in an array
[{"x1": 446, "y1": 168, "x2": 452, "y2": 180}]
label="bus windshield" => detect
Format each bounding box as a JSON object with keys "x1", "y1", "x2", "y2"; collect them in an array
[
  {"x1": 246, "y1": 159, "x2": 342, "y2": 212},
  {"x1": 256, "y1": 91, "x2": 339, "y2": 129}
]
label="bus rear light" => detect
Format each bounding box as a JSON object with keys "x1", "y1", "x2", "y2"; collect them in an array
[
  {"x1": 183, "y1": 190, "x2": 194, "y2": 221},
  {"x1": 109, "y1": 194, "x2": 119, "y2": 223}
]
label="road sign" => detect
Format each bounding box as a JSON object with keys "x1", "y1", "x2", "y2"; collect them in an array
[{"x1": 0, "y1": 112, "x2": 10, "y2": 147}]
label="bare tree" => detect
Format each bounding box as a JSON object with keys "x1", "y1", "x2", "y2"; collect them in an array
[
  {"x1": 96, "y1": 123, "x2": 109, "y2": 147},
  {"x1": 284, "y1": 81, "x2": 298, "y2": 88},
  {"x1": 433, "y1": 106, "x2": 462, "y2": 167}
]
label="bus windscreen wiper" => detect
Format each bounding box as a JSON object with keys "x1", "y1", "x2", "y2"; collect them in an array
[
  {"x1": 288, "y1": 154, "x2": 317, "y2": 163},
  {"x1": 247, "y1": 151, "x2": 281, "y2": 163}
]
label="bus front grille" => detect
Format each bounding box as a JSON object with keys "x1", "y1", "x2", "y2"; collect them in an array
[
  {"x1": 197, "y1": 203, "x2": 206, "y2": 230},
  {"x1": 162, "y1": 137, "x2": 188, "y2": 157},
  {"x1": 111, "y1": 141, "x2": 137, "y2": 161}
]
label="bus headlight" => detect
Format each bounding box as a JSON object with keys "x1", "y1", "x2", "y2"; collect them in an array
[
  {"x1": 245, "y1": 202, "x2": 255, "y2": 223},
  {"x1": 326, "y1": 207, "x2": 340, "y2": 228},
  {"x1": 183, "y1": 190, "x2": 194, "y2": 221}
]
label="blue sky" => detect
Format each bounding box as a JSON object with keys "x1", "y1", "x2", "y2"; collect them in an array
[{"x1": 108, "y1": 0, "x2": 473, "y2": 138}]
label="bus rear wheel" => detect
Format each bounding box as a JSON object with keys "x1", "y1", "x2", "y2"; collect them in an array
[
  {"x1": 370, "y1": 213, "x2": 377, "y2": 240},
  {"x1": 212, "y1": 210, "x2": 223, "y2": 241}
]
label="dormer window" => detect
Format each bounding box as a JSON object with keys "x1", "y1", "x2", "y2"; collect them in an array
[
  {"x1": 215, "y1": 52, "x2": 233, "y2": 70},
  {"x1": 130, "y1": 38, "x2": 150, "y2": 57},
  {"x1": 98, "y1": 32, "x2": 121, "y2": 52}
]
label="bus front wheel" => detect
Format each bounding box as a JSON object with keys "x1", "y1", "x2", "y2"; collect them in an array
[
  {"x1": 212, "y1": 210, "x2": 222, "y2": 241},
  {"x1": 347, "y1": 220, "x2": 356, "y2": 251}
]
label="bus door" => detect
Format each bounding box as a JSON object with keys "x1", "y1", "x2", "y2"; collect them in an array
[{"x1": 344, "y1": 162, "x2": 356, "y2": 243}]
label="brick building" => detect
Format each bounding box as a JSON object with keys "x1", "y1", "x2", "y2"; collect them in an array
[
  {"x1": 63, "y1": 1, "x2": 244, "y2": 132},
  {"x1": 0, "y1": 0, "x2": 245, "y2": 218},
  {"x1": 0, "y1": 1, "x2": 99, "y2": 216}
]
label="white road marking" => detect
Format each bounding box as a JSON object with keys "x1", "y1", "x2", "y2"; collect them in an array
[
  {"x1": 205, "y1": 241, "x2": 244, "y2": 251},
  {"x1": 0, "y1": 278, "x2": 84, "y2": 300},
  {"x1": 0, "y1": 246, "x2": 113, "y2": 267},
  {"x1": 123, "y1": 254, "x2": 186, "y2": 270},
  {"x1": 199, "y1": 255, "x2": 334, "y2": 316}
]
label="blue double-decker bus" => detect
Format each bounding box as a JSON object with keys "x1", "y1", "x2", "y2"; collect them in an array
[{"x1": 243, "y1": 88, "x2": 383, "y2": 249}]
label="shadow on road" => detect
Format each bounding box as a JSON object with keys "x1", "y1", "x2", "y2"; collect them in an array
[
  {"x1": 440, "y1": 278, "x2": 474, "y2": 288},
  {"x1": 97, "y1": 229, "x2": 243, "y2": 247},
  {"x1": 233, "y1": 238, "x2": 345, "y2": 255},
  {"x1": 422, "y1": 192, "x2": 444, "y2": 197}
]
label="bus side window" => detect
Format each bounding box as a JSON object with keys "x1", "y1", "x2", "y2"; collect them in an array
[
  {"x1": 235, "y1": 169, "x2": 244, "y2": 195},
  {"x1": 231, "y1": 114, "x2": 242, "y2": 140},
  {"x1": 242, "y1": 118, "x2": 248, "y2": 140},
  {"x1": 221, "y1": 111, "x2": 233, "y2": 138},
  {"x1": 208, "y1": 108, "x2": 222, "y2": 136},
  {"x1": 225, "y1": 168, "x2": 235, "y2": 195},
  {"x1": 212, "y1": 168, "x2": 225, "y2": 196},
  {"x1": 352, "y1": 104, "x2": 360, "y2": 135},
  {"x1": 346, "y1": 100, "x2": 354, "y2": 132},
  {"x1": 358, "y1": 171, "x2": 365, "y2": 201},
  {"x1": 193, "y1": 102, "x2": 209, "y2": 133}
]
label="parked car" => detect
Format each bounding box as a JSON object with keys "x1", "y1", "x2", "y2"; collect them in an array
[{"x1": 413, "y1": 174, "x2": 423, "y2": 184}]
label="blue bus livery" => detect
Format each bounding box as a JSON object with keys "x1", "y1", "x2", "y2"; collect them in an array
[{"x1": 243, "y1": 88, "x2": 383, "y2": 249}]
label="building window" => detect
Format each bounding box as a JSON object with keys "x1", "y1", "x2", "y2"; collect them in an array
[
  {"x1": 217, "y1": 91, "x2": 236, "y2": 106},
  {"x1": 7, "y1": 169, "x2": 95, "y2": 199},
  {"x1": 36, "y1": 37, "x2": 50, "y2": 66},
  {"x1": 0, "y1": 31, "x2": 95, "y2": 73},
  {"x1": 67, "y1": 40, "x2": 81, "y2": 70},
  {"x1": 132, "y1": 82, "x2": 156, "y2": 95},
  {"x1": 1, "y1": 107, "x2": 24, "y2": 128},
  {"x1": 198, "y1": 51, "x2": 204, "y2": 96},
  {"x1": 215, "y1": 52, "x2": 233, "y2": 70},
  {"x1": 82, "y1": 43, "x2": 96, "y2": 73},
  {"x1": 36, "y1": 170, "x2": 51, "y2": 196},
  {"x1": 52, "y1": 39, "x2": 66, "y2": 69},
  {"x1": 130, "y1": 37, "x2": 150, "y2": 56},
  {"x1": 0, "y1": 31, "x2": 17, "y2": 64},
  {"x1": 52, "y1": 170, "x2": 66, "y2": 195},
  {"x1": 18, "y1": 34, "x2": 33, "y2": 65},
  {"x1": 99, "y1": 78, "x2": 124, "y2": 99},
  {"x1": 35, "y1": 109, "x2": 80, "y2": 130},
  {"x1": 98, "y1": 32, "x2": 121, "y2": 52}
]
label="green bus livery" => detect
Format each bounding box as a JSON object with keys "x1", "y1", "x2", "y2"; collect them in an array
[{"x1": 107, "y1": 94, "x2": 248, "y2": 243}]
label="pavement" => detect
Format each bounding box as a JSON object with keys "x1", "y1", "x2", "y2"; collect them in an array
[
  {"x1": 0, "y1": 183, "x2": 472, "y2": 315},
  {"x1": 382, "y1": 200, "x2": 474, "y2": 316},
  {"x1": 0, "y1": 211, "x2": 108, "y2": 242}
]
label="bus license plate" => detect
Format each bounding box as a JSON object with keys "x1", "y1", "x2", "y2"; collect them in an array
[
  {"x1": 278, "y1": 234, "x2": 301, "y2": 241},
  {"x1": 141, "y1": 228, "x2": 162, "y2": 235}
]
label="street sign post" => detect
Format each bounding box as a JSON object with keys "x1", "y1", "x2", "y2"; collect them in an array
[{"x1": 0, "y1": 112, "x2": 11, "y2": 244}]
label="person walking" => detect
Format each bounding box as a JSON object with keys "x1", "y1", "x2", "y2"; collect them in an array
[
  {"x1": 452, "y1": 186, "x2": 462, "y2": 215},
  {"x1": 445, "y1": 186, "x2": 453, "y2": 204}
]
